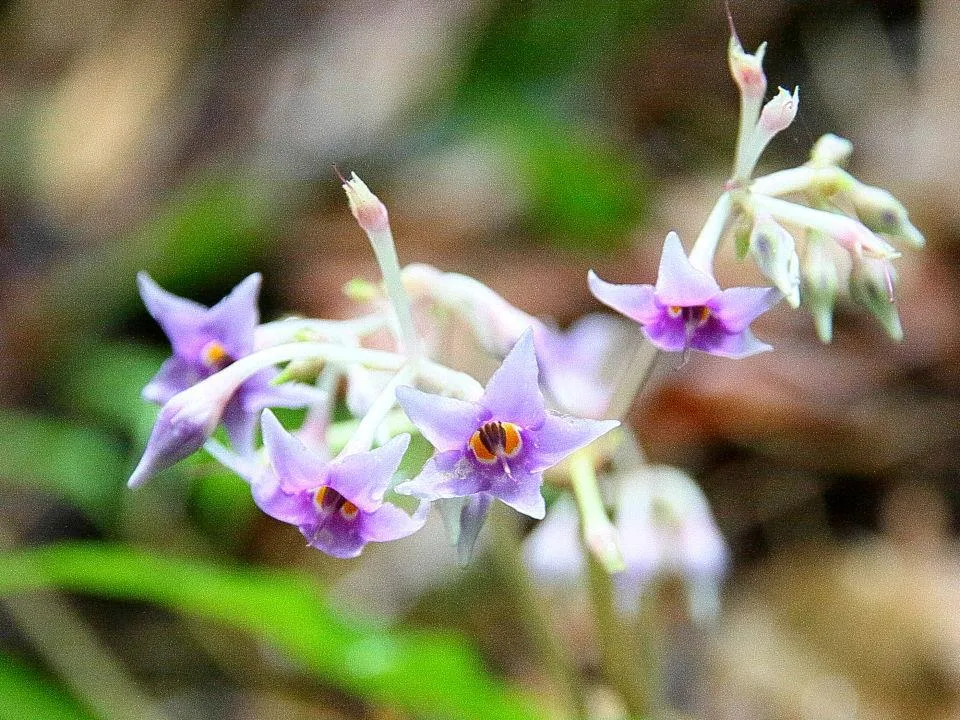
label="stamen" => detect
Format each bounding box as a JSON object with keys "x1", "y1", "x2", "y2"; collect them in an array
[
  {"x1": 340, "y1": 501, "x2": 359, "y2": 520},
  {"x1": 668, "y1": 305, "x2": 683, "y2": 318},
  {"x1": 469, "y1": 421, "x2": 523, "y2": 465},
  {"x1": 200, "y1": 340, "x2": 232, "y2": 370}
]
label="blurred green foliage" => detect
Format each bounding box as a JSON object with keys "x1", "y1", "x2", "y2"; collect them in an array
[
  {"x1": 0, "y1": 543, "x2": 547, "y2": 720},
  {"x1": 0, "y1": 654, "x2": 94, "y2": 720}
]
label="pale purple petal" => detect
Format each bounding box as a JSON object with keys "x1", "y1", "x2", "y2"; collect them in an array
[
  {"x1": 396, "y1": 386, "x2": 484, "y2": 451},
  {"x1": 251, "y1": 470, "x2": 316, "y2": 526},
  {"x1": 480, "y1": 329, "x2": 545, "y2": 427},
  {"x1": 127, "y1": 401, "x2": 210, "y2": 488},
  {"x1": 222, "y1": 395, "x2": 257, "y2": 453},
  {"x1": 359, "y1": 498, "x2": 429, "y2": 542},
  {"x1": 653, "y1": 232, "x2": 720, "y2": 306},
  {"x1": 641, "y1": 314, "x2": 688, "y2": 353},
  {"x1": 690, "y1": 322, "x2": 772, "y2": 358},
  {"x1": 523, "y1": 497, "x2": 584, "y2": 582},
  {"x1": 142, "y1": 356, "x2": 201, "y2": 404},
  {"x1": 306, "y1": 514, "x2": 366, "y2": 559},
  {"x1": 457, "y1": 493, "x2": 492, "y2": 564},
  {"x1": 261, "y1": 409, "x2": 325, "y2": 493},
  {"x1": 203, "y1": 273, "x2": 261, "y2": 358},
  {"x1": 137, "y1": 272, "x2": 210, "y2": 357},
  {"x1": 488, "y1": 468, "x2": 546, "y2": 519},
  {"x1": 241, "y1": 374, "x2": 329, "y2": 413},
  {"x1": 326, "y1": 434, "x2": 410, "y2": 512},
  {"x1": 528, "y1": 414, "x2": 619, "y2": 471},
  {"x1": 709, "y1": 286, "x2": 781, "y2": 332},
  {"x1": 587, "y1": 271, "x2": 660, "y2": 325},
  {"x1": 394, "y1": 450, "x2": 484, "y2": 501}
]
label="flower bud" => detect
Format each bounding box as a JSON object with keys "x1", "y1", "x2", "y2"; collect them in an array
[
  {"x1": 757, "y1": 86, "x2": 799, "y2": 137},
  {"x1": 848, "y1": 183, "x2": 925, "y2": 249},
  {"x1": 849, "y1": 256, "x2": 903, "y2": 341},
  {"x1": 749, "y1": 212, "x2": 801, "y2": 307},
  {"x1": 127, "y1": 377, "x2": 233, "y2": 488},
  {"x1": 342, "y1": 172, "x2": 389, "y2": 234},
  {"x1": 728, "y1": 34, "x2": 767, "y2": 102},
  {"x1": 801, "y1": 233, "x2": 839, "y2": 343},
  {"x1": 809, "y1": 133, "x2": 853, "y2": 168}
]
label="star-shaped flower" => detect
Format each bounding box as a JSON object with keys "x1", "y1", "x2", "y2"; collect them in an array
[
  {"x1": 588, "y1": 232, "x2": 781, "y2": 359},
  {"x1": 394, "y1": 330, "x2": 619, "y2": 521},
  {"x1": 138, "y1": 272, "x2": 321, "y2": 450},
  {"x1": 253, "y1": 410, "x2": 428, "y2": 558}
]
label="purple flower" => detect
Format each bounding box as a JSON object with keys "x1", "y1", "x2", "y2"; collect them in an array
[
  {"x1": 588, "y1": 232, "x2": 781, "y2": 359},
  {"x1": 253, "y1": 410, "x2": 428, "y2": 558},
  {"x1": 138, "y1": 272, "x2": 321, "y2": 450},
  {"x1": 394, "y1": 330, "x2": 619, "y2": 522}
]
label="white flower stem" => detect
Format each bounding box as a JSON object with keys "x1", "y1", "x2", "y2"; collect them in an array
[
  {"x1": 340, "y1": 364, "x2": 415, "y2": 456},
  {"x1": 688, "y1": 192, "x2": 734, "y2": 274},
  {"x1": 366, "y1": 226, "x2": 422, "y2": 358},
  {"x1": 569, "y1": 450, "x2": 624, "y2": 574},
  {"x1": 254, "y1": 315, "x2": 386, "y2": 350}
]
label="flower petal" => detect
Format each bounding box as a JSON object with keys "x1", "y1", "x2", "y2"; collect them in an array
[
  {"x1": 142, "y1": 356, "x2": 202, "y2": 405},
  {"x1": 326, "y1": 434, "x2": 410, "y2": 512},
  {"x1": 488, "y1": 467, "x2": 546, "y2": 519},
  {"x1": 653, "y1": 232, "x2": 720, "y2": 306},
  {"x1": 203, "y1": 273, "x2": 261, "y2": 358},
  {"x1": 360, "y1": 499, "x2": 429, "y2": 543},
  {"x1": 710, "y1": 286, "x2": 781, "y2": 332},
  {"x1": 306, "y1": 514, "x2": 366, "y2": 559},
  {"x1": 480, "y1": 329, "x2": 545, "y2": 428},
  {"x1": 394, "y1": 450, "x2": 484, "y2": 501},
  {"x1": 137, "y1": 273, "x2": 209, "y2": 358},
  {"x1": 457, "y1": 493, "x2": 492, "y2": 564},
  {"x1": 396, "y1": 386, "x2": 484, "y2": 451},
  {"x1": 690, "y1": 322, "x2": 772, "y2": 358},
  {"x1": 261, "y1": 409, "x2": 325, "y2": 493},
  {"x1": 251, "y1": 469, "x2": 316, "y2": 526},
  {"x1": 528, "y1": 414, "x2": 620, "y2": 471},
  {"x1": 642, "y1": 314, "x2": 688, "y2": 353},
  {"x1": 587, "y1": 271, "x2": 660, "y2": 325}
]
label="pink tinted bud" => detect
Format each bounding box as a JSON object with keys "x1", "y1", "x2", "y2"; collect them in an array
[
  {"x1": 728, "y1": 34, "x2": 768, "y2": 101},
  {"x1": 758, "y1": 86, "x2": 799, "y2": 135},
  {"x1": 342, "y1": 172, "x2": 390, "y2": 234}
]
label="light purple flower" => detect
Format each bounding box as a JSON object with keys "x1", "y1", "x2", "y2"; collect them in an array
[
  {"x1": 138, "y1": 272, "x2": 321, "y2": 450},
  {"x1": 588, "y1": 232, "x2": 781, "y2": 359},
  {"x1": 394, "y1": 330, "x2": 619, "y2": 524},
  {"x1": 253, "y1": 410, "x2": 428, "y2": 558}
]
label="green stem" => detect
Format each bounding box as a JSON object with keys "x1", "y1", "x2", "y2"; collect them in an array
[
  {"x1": 569, "y1": 452, "x2": 623, "y2": 574},
  {"x1": 488, "y1": 508, "x2": 588, "y2": 720}
]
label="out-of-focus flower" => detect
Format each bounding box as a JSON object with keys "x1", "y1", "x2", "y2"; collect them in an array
[
  {"x1": 808, "y1": 133, "x2": 853, "y2": 168},
  {"x1": 395, "y1": 330, "x2": 618, "y2": 524},
  {"x1": 589, "y1": 232, "x2": 781, "y2": 358},
  {"x1": 254, "y1": 410, "x2": 427, "y2": 558},
  {"x1": 757, "y1": 86, "x2": 799, "y2": 137},
  {"x1": 525, "y1": 466, "x2": 728, "y2": 621},
  {"x1": 801, "y1": 232, "x2": 841, "y2": 343},
  {"x1": 849, "y1": 256, "x2": 903, "y2": 341},
  {"x1": 749, "y1": 212, "x2": 801, "y2": 307},
  {"x1": 138, "y1": 273, "x2": 323, "y2": 450}
]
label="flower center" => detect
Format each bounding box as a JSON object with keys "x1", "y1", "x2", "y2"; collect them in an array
[
  {"x1": 314, "y1": 485, "x2": 359, "y2": 520},
  {"x1": 469, "y1": 421, "x2": 522, "y2": 465},
  {"x1": 200, "y1": 340, "x2": 233, "y2": 370}
]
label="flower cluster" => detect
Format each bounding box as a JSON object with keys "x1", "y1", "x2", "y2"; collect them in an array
[{"x1": 125, "y1": 23, "x2": 922, "y2": 602}]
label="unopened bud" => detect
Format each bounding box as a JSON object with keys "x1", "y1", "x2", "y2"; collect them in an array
[
  {"x1": 128, "y1": 378, "x2": 233, "y2": 488},
  {"x1": 758, "y1": 86, "x2": 799, "y2": 136},
  {"x1": 809, "y1": 133, "x2": 853, "y2": 168},
  {"x1": 749, "y1": 212, "x2": 801, "y2": 307},
  {"x1": 801, "y1": 233, "x2": 839, "y2": 342},
  {"x1": 728, "y1": 34, "x2": 768, "y2": 102},
  {"x1": 849, "y1": 256, "x2": 903, "y2": 341},
  {"x1": 342, "y1": 172, "x2": 390, "y2": 234},
  {"x1": 848, "y1": 183, "x2": 925, "y2": 249}
]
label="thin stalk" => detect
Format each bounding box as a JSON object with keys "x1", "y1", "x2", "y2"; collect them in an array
[
  {"x1": 687, "y1": 192, "x2": 734, "y2": 275},
  {"x1": 340, "y1": 364, "x2": 414, "y2": 455},
  {"x1": 568, "y1": 451, "x2": 623, "y2": 574},
  {"x1": 605, "y1": 335, "x2": 661, "y2": 422},
  {"x1": 488, "y1": 508, "x2": 588, "y2": 720},
  {"x1": 367, "y1": 225, "x2": 422, "y2": 358}
]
